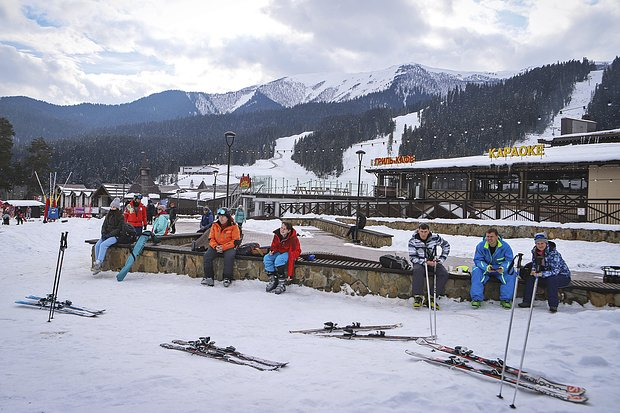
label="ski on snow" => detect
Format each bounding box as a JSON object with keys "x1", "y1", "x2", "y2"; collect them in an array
[
  {"x1": 25, "y1": 295, "x2": 105, "y2": 315},
  {"x1": 405, "y1": 350, "x2": 587, "y2": 404},
  {"x1": 321, "y1": 330, "x2": 435, "y2": 341},
  {"x1": 15, "y1": 299, "x2": 98, "y2": 317},
  {"x1": 415, "y1": 338, "x2": 586, "y2": 396},
  {"x1": 161, "y1": 337, "x2": 287, "y2": 371},
  {"x1": 289, "y1": 321, "x2": 403, "y2": 334},
  {"x1": 172, "y1": 338, "x2": 287, "y2": 368}
]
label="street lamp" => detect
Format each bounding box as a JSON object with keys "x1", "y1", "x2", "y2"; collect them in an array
[
  {"x1": 355, "y1": 150, "x2": 365, "y2": 243},
  {"x1": 212, "y1": 170, "x2": 219, "y2": 209},
  {"x1": 224, "y1": 131, "x2": 236, "y2": 207},
  {"x1": 121, "y1": 167, "x2": 128, "y2": 204}
]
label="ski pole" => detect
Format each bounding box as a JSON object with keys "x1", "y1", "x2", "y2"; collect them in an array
[
  {"x1": 498, "y1": 253, "x2": 523, "y2": 399},
  {"x1": 432, "y1": 262, "x2": 437, "y2": 338},
  {"x1": 48, "y1": 232, "x2": 68, "y2": 322},
  {"x1": 509, "y1": 274, "x2": 539, "y2": 408},
  {"x1": 424, "y1": 261, "x2": 433, "y2": 339}
]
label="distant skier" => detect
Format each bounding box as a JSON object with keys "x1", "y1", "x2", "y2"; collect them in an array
[
  {"x1": 168, "y1": 202, "x2": 178, "y2": 234},
  {"x1": 264, "y1": 221, "x2": 301, "y2": 294},
  {"x1": 92, "y1": 198, "x2": 124, "y2": 275}
]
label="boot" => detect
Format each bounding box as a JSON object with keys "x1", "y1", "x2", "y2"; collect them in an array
[
  {"x1": 517, "y1": 301, "x2": 531, "y2": 308},
  {"x1": 201, "y1": 277, "x2": 214, "y2": 286},
  {"x1": 412, "y1": 295, "x2": 424, "y2": 308},
  {"x1": 223, "y1": 278, "x2": 232, "y2": 288},
  {"x1": 92, "y1": 260, "x2": 102, "y2": 275},
  {"x1": 471, "y1": 301, "x2": 481, "y2": 308},
  {"x1": 274, "y1": 277, "x2": 287, "y2": 294},
  {"x1": 500, "y1": 300, "x2": 512, "y2": 309},
  {"x1": 265, "y1": 273, "x2": 278, "y2": 292},
  {"x1": 424, "y1": 297, "x2": 440, "y2": 310}
]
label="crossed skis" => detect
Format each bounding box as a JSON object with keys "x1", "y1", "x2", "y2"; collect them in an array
[
  {"x1": 407, "y1": 338, "x2": 587, "y2": 403},
  {"x1": 160, "y1": 336, "x2": 287, "y2": 371}
]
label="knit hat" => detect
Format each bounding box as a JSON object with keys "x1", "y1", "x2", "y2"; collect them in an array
[
  {"x1": 110, "y1": 198, "x2": 121, "y2": 209},
  {"x1": 534, "y1": 232, "x2": 548, "y2": 243},
  {"x1": 157, "y1": 204, "x2": 166, "y2": 211}
]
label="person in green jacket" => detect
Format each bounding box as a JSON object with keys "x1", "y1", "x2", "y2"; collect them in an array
[
  {"x1": 152, "y1": 204, "x2": 170, "y2": 237},
  {"x1": 234, "y1": 205, "x2": 246, "y2": 233}
]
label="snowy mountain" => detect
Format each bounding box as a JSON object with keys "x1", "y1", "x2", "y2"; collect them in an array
[{"x1": 186, "y1": 63, "x2": 512, "y2": 115}]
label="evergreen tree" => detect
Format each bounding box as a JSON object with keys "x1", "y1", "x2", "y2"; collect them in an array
[
  {"x1": 0, "y1": 117, "x2": 15, "y2": 196},
  {"x1": 23, "y1": 138, "x2": 53, "y2": 197},
  {"x1": 588, "y1": 57, "x2": 620, "y2": 130}
]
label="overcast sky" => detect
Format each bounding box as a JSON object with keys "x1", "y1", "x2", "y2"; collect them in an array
[{"x1": 1, "y1": 0, "x2": 618, "y2": 105}]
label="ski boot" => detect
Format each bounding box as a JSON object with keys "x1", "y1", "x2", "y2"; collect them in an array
[
  {"x1": 92, "y1": 260, "x2": 102, "y2": 275},
  {"x1": 223, "y1": 278, "x2": 232, "y2": 288},
  {"x1": 424, "y1": 297, "x2": 440, "y2": 310},
  {"x1": 500, "y1": 300, "x2": 512, "y2": 309},
  {"x1": 517, "y1": 301, "x2": 531, "y2": 308},
  {"x1": 265, "y1": 272, "x2": 278, "y2": 292},
  {"x1": 273, "y1": 277, "x2": 287, "y2": 294},
  {"x1": 201, "y1": 277, "x2": 214, "y2": 286},
  {"x1": 412, "y1": 295, "x2": 424, "y2": 308},
  {"x1": 471, "y1": 301, "x2": 481, "y2": 309}
]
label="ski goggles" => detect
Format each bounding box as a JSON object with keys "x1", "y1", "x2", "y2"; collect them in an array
[{"x1": 217, "y1": 208, "x2": 228, "y2": 215}]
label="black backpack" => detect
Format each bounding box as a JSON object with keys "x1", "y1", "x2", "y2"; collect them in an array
[
  {"x1": 379, "y1": 254, "x2": 412, "y2": 271},
  {"x1": 117, "y1": 223, "x2": 138, "y2": 244},
  {"x1": 236, "y1": 242, "x2": 261, "y2": 256}
]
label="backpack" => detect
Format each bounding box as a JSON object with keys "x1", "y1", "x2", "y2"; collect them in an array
[
  {"x1": 236, "y1": 242, "x2": 261, "y2": 256},
  {"x1": 117, "y1": 223, "x2": 138, "y2": 244},
  {"x1": 379, "y1": 254, "x2": 412, "y2": 271}
]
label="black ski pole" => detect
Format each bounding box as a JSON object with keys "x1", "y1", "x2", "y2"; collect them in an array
[
  {"x1": 48, "y1": 232, "x2": 68, "y2": 322},
  {"x1": 498, "y1": 252, "x2": 523, "y2": 399}
]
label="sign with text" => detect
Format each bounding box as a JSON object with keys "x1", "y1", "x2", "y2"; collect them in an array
[
  {"x1": 239, "y1": 174, "x2": 252, "y2": 189},
  {"x1": 488, "y1": 144, "x2": 545, "y2": 159},
  {"x1": 372, "y1": 155, "x2": 415, "y2": 166}
]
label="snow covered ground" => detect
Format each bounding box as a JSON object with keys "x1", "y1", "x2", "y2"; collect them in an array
[{"x1": 1, "y1": 218, "x2": 619, "y2": 413}]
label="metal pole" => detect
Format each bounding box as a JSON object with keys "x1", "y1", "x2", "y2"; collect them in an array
[
  {"x1": 224, "y1": 131, "x2": 236, "y2": 207},
  {"x1": 355, "y1": 150, "x2": 365, "y2": 243}
]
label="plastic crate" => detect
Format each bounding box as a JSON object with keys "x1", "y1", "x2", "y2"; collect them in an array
[{"x1": 602, "y1": 266, "x2": 620, "y2": 284}]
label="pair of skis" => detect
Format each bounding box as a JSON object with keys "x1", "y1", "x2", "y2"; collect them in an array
[
  {"x1": 15, "y1": 295, "x2": 105, "y2": 317},
  {"x1": 160, "y1": 337, "x2": 287, "y2": 371},
  {"x1": 290, "y1": 321, "x2": 434, "y2": 341},
  {"x1": 407, "y1": 338, "x2": 587, "y2": 403}
]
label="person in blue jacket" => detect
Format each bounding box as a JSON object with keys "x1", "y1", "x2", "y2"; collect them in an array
[
  {"x1": 518, "y1": 232, "x2": 571, "y2": 313},
  {"x1": 470, "y1": 228, "x2": 515, "y2": 309},
  {"x1": 198, "y1": 206, "x2": 214, "y2": 233}
]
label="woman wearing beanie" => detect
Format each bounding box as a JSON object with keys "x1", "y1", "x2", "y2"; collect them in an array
[
  {"x1": 518, "y1": 232, "x2": 571, "y2": 313},
  {"x1": 93, "y1": 198, "x2": 124, "y2": 274},
  {"x1": 201, "y1": 207, "x2": 241, "y2": 287}
]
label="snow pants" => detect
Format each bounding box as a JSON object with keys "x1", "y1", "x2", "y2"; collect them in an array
[
  {"x1": 411, "y1": 263, "x2": 449, "y2": 296},
  {"x1": 203, "y1": 247, "x2": 236, "y2": 280},
  {"x1": 263, "y1": 252, "x2": 289, "y2": 273},
  {"x1": 522, "y1": 272, "x2": 571, "y2": 308},
  {"x1": 470, "y1": 267, "x2": 516, "y2": 301}
]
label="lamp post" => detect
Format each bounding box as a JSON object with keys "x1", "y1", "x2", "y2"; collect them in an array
[
  {"x1": 212, "y1": 170, "x2": 219, "y2": 209},
  {"x1": 355, "y1": 150, "x2": 365, "y2": 243},
  {"x1": 224, "y1": 131, "x2": 236, "y2": 207},
  {"x1": 121, "y1": 167, "x2": 128, "y2": 204}
]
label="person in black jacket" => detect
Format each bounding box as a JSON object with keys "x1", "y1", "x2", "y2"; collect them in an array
[
  {"x1": 146, "y1": 199, "x2": 156, "y2": 225},
  {"x1": 168, "y1": 202, "x2": 178, "y2": 234},
  {"x1": 93, "y1": 198, "x2": 124, "y2": 275},
  {"x1": 345, "y1": 212, "x2": 366, "y2": 242}
]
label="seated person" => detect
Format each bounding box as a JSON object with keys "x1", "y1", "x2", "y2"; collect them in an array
[
  {"x1": 201, "y1": 208, "x2": 240, "y2": 288},
  {"x1": 264, "y1": 221, "x2": 301, "y2": 294},
  {"x1": 198, "y1": 206, "x2": 214, "y2": 233}
]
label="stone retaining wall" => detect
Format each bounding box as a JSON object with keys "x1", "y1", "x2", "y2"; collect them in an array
[
  {"x1": 338, "y1": 218, "x2": 620, "y2": 243},
  {"x1": 92, "y1": 240, "x2": 619, "y2": 307}
]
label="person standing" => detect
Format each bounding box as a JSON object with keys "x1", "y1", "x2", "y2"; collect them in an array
[
  {"x1": 408, "y1": 223, "x2": 450, "y2": 310},
  {"x1": 124, "y1": 194, "x2": 147, "y2": 236},
  {"x1": 201, "y1": 208, "x2": 241, "y2": 287},
  {"x1": 146, "y1": 199, "x2": 156, "y2": 225},
  {"x1": 518, "y1": 232, "x2": 571, "y2": 313},
  {"x1": 234, "y1": 205, "x2": 246, "y2": 234},
  {"x1": 168, "y1": 202, "x2": 178, "y2": 234},
  {"x1": 264, "y1": 221, "x2": 301, "y2": 294},
  {"x1": 93, "y1": 198, "x2": 124, "y2": 274},
  {"x1": 470, "y1": 228, "x2": 515, "y2": 309}
]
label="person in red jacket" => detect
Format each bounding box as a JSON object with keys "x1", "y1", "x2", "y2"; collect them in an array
[
  {"x1": 124, "y1": 194, "x2": 147, "y2": 236},
  {"x1": 264, "y1": 221, "x2": 301, "y2": 294},
  {"x1": 201, "y1": 207, "x2": 241, "y2": 287}
]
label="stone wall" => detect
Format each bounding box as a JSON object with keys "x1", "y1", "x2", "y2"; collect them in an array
[
  {"x1": 93, "y1": 242, "x2": 619, "y2": 307},
  {"x1": 338, "y1": 218, "x2": 620, "y2": 243}
]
